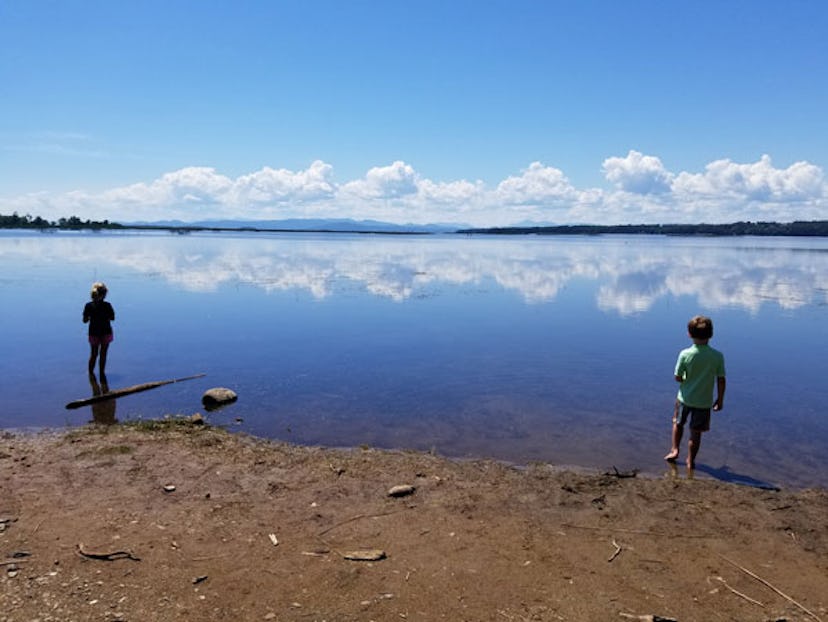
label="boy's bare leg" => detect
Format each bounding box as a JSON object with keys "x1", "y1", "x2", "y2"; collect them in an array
[
  {"x1": 664, "y1": 423, "x2": 682, "y2": 461},
  {"x1": 687, "y1": 429, "x2": 702, "y2": 469}
]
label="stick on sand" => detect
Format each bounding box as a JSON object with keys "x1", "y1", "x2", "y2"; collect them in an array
[{"x1": 65, "y1": 374, "x2": 206, "y2": 410}]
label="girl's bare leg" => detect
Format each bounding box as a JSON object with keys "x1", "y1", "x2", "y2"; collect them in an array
[
  {"x1": 99, "y1": 343, "x2": 109, "y2": 374},
  {"x1": 88, "y1": 344, "x2": 100, "y2": 374}
]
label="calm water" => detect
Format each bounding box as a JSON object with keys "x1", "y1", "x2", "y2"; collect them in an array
[{"x1": 1, "y1": 230, "x2": 827, "y2": 488}]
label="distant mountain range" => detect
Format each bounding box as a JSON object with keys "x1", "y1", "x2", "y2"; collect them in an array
[{"x1": 124, "y1": 218, "x2": 464, "y2": 233}]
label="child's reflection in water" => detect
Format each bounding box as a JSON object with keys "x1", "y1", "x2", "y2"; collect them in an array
[{"x1": 89, "y1": 372, "x2": 117, "y2": 425}]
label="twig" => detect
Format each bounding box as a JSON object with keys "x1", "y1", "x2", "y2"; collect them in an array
[
  {"x1": 317, "y1": 510, "x2": 404, "y2": 536},
  {"x1": 608, "y1": 538, "x2": 623, "y2": 562},
  {"x1": 31, "y1": 517, "x2": 47, "y2": 534},
  {"x1": 191, "y1": 553, "x2": 231, "y2": 562},
  {"x1": 561, "y1": 523, "x2": 710, "y2": 538},
  {"x1": 76, "y1": 543, "x2": 140, "y2": 562},
  {"x1": 1, "y1": 559, "x2": 29, "y2": 566},
  {"x1": 717, "y1": 554, "x2": 822, "y2": 622},
  {"x1": 714, "y1": 576, "x2": 764, "y2": 608}
]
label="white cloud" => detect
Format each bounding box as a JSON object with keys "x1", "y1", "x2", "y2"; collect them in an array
[
  {"x1": 339, "y1": 161, "x2": 419, "y2": 200},
  {"x1": 495, "y1": 162, "x2": 576, "y2": 205},
  {"x1": 3, "y1": 153, "x2": 826, "y2": 226},
  {"x1": 231, "y1": 160, "x2": 336, "y2": 204},
  {"x1": 672, "y1": 154, "x2": 824, "y2": 202},
  {"x1": 602, "y1": 150, "x2": 673, "y2": 194}
]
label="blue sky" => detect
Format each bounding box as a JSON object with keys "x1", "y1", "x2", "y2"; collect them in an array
[{"x1": 1, "y1": 1, "x2": 827, "y2": 226}]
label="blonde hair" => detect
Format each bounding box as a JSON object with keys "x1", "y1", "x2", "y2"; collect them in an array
[{"x1": 90, "y1": 282, "x2": 108, "y2": 300}]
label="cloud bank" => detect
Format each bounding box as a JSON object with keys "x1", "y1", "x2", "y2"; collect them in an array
[{"x1": 4, "y1": 151, "x2": 826, "y2": 226}]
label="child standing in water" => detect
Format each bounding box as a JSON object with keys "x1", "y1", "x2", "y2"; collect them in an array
[
  {"x1": 83, "y1": 282, "x2": 115, "y2": 374},
  {"x1": 664, "y1": 315, "x2": 726, "y2": 469}
]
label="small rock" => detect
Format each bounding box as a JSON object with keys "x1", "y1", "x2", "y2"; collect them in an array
[
  {"x1": 343, "y1": 549, "x2": 387, "y2": 562},
  {"x1": 201, "y1": 387, "x2": 238, "y2": 411},
  {"x1": 189, "y1": 413, "x2": 205, "y2": 425},
  {"x1": 163, "y1": 485, "x2": 176, "y2": 493},
  {"x1": 192, "y1": 575, "x2": 208, "y2": 585},
  {"x1": 388, "y1": 484, "x2": 416, "y2": 498}
]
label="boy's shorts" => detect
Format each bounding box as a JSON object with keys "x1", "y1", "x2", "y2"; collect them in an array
[
  {"x1": 673, "y1": 400, "x2": 710, "y2": 432},
  {"x1": 89, "y1": 333, "x2": 114, "y2": 346}
]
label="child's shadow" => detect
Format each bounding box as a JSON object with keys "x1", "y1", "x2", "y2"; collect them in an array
[{"x1": 694, "y1": 464, "x2": 780, "y2": 491}]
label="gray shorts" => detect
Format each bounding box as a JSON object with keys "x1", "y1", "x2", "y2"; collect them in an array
[{"x1": 673, "y1": 400, "x2": 711, "y2": 432}]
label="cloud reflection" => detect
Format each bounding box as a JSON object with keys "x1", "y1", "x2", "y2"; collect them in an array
[{"x1": 3, "y1": 233, "x2": 827, "y2": 313}]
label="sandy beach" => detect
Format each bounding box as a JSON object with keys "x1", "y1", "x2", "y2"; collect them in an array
[{"x1": 2, "y1": 420, "x2": 827, "y2": 622}]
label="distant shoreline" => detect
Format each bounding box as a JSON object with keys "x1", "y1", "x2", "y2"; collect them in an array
[
  {"x1": 457, "y1": 220, "x2": 828, "y2": 237},
  {"x1": 2, "y1": 212, "x2": 827, "y2": 236}
]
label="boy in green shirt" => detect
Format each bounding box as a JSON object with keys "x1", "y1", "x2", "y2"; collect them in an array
[{"x1": 664, "y1": 315, "x2": 726, "y2": 469}]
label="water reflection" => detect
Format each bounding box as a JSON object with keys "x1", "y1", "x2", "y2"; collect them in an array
[
  {"x1": 2, "y1": 231, "x2": 827, "y2": 489},
  {"x1": 3, "y1": 232, "x2": 827, "y2": 313},
  {"x1": 88, "y1": 372, "x2": 117, "y2": 425}
]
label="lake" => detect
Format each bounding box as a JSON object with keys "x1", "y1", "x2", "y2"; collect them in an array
[{"x1": 1, "y1": 230, "x2": 826, "y2": 489}]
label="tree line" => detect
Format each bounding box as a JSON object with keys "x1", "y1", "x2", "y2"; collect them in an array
[
  {"x1": 0, "y1": 212, "x2": 123, "y2": 230},
  {"x1": 457, "y1": 221, "x2": 828, "y2": 237}
]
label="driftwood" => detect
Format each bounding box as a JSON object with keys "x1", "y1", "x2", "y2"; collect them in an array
[
  {"x1": 76, "y1": 543, "x2": 141, "y2": 562},
  {"x1": 65, "y1": 374, "x2": 205, "y2": 409},
  {"x1": 717, "y1": 553, "x2": 822, "y2": 622}
]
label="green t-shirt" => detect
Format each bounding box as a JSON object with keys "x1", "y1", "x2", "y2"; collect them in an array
[{"x1": 675, "y1": 343, "x2": 725, "y2": 409}]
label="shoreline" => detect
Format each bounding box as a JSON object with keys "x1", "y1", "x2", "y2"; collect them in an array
[
  {"x1": 3, "y1": 421, "x2": 826, "y2": 621},
  {"x1": 5, "y1": 420, "x2": 813, "y2": 493},
  {"x1": 3, "y1": 420, "x2": 818, "y2": 493}
]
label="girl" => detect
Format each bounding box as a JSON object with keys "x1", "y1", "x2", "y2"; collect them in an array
[{"x1": 83, "y1": 282, "x2": 115, "y2": 374}]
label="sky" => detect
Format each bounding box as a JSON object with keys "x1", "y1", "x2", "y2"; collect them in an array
[{"x1": 1, "y1": 0, "x2": 827, "y2": 227}]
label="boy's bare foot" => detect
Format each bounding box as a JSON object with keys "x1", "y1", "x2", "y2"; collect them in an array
[{"x1": 664, "y1": 450, "x2": 679, "y2": 462}]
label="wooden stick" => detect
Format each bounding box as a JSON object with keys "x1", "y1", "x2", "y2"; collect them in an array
[
  {"x1": 717, "y1": 554, "x2": 822, "y2": 622},
  {"x1": 608, "y1": 538, "x2": 623, "y2": 562},
  {"x1": 715, "y1": 576, "x2": 765, "y2": 608},
  {"x1": 1, "y1": 559, "x2": 29, "y2": 566},
  {"x1": 65, "y1": 374, "x2": 205, "y2": 409}
]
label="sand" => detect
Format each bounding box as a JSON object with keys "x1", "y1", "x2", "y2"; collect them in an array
[{"x1": 1, "y1": 420, "x2": 827, "y2": 621}]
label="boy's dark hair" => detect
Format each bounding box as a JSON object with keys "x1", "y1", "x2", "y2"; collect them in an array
[{"x1": 688, "y1": 315, "x2": 713, "y2": 340}]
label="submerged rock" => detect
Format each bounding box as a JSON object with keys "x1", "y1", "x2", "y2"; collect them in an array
[{"x1": 201, "y1": 387, "x2": 238, "y2": 410}]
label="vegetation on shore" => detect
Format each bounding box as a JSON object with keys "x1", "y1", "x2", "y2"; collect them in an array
[
  {"x1": 0, "y1": 212, "x2": 122, "y2": 230},
  {"x1": 458, "y1": 220, "x2": 828, "y2": 236}
]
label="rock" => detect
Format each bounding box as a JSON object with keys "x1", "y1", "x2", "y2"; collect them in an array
[
  {"x1": 388, "y1": 484, "x2": 416, "y2": 498},
  {"x1": 343, "y1": 549, "x2": 387, "y2": 561},
  {"x1": 201, "y1": 387, "x2": 238, "y2": 410},
  {"x1": 189, "y1": 413, "x2": 205, "y2": 425}
]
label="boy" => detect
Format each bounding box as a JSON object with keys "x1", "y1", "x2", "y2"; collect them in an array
[{"x1": 664, "y1": 315, "x2": 726, "y2": 469}]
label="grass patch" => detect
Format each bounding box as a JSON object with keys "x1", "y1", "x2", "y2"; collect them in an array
[{"x1": 121, "y1": 416, "x2": 207, "y2": 433}]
